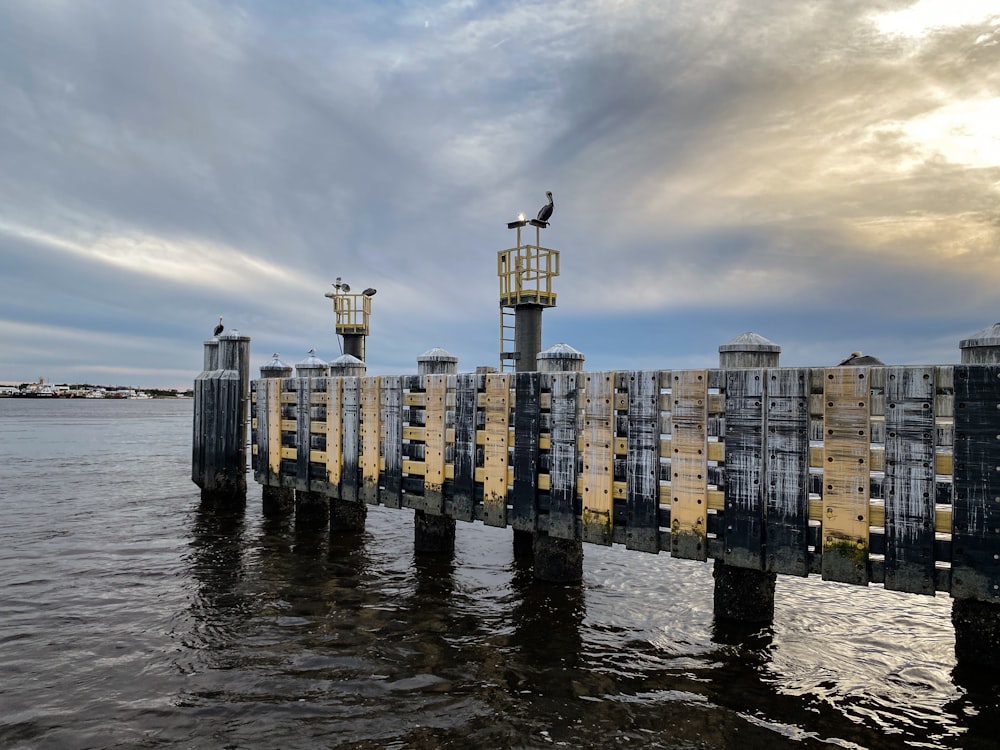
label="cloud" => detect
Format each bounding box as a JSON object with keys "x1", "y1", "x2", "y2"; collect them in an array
[{"x1": 0, "y1": 0, "x2": 998, "y2": 385}]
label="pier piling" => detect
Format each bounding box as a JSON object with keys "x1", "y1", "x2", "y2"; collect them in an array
[
  {"x1": 413, "y1": 348, "x2": 458, "y2": 555},
  {"x1": 258, "y1": 354, "x2": 295, "y2": 516},
  {"x1": 531, "y1": 343, "x2": 587, "y2": 583},
  {"x1": 193, "y1": 333, "x2": 250, "y2": 505},
  {"x1": 293, "y1": 352, "x2": 332, "y2": 525},
  {"x1": 329, "y1": 354, "x2": 369, "y2": 532},
  {"x1": 714, "y1": 333, "x2": 781, "y2": 623},
  {"x1": 952, "y1": 325, "x2": 1000, "y2": 667}
]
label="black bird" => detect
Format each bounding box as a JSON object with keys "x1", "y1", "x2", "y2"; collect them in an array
[
  {"x1": 536, "y1": 191, "x2": 554, "y2": 223},
  {"x1": 362, "y1": 288, "x2": 377, "y2": 297},
  {"x1": 213, "y1": 316, "x2": 224, "y2": 337}
]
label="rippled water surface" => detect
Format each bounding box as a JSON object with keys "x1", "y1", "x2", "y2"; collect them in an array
[{"x1": 1, "y1": 398, "x2": 998, "y2": 749}]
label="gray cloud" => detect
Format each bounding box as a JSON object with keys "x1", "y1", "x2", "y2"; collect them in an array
[{"x1": 1, "y1": 0, "x2": 998, "y2": 385}]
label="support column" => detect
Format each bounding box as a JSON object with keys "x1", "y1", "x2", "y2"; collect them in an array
[
  {"x1": 952, "y1": 323, "x2": 1000, "y2": 668},
  {"x1": 532, "y1": 343, "x2": 586, "y2": 583},
  {"x1": 292, "y1": 350, "x2": 331, "y2": 525},
  {"x1": 713, "y1": 559, "x2": 776, "y2": 622},
  {"x1": 342, "y1": 334, "x2": 364, "y2": 361},
  {"x1": 259, "y1": 353, "x2": 295, "y2": 516},
  {"x1": 514, "y1": 306, "x2": 543, "y2": 373},
  {"x1": 329, "y1": 354, "x2": 368, "y2": 532},
  {"x1": 414, "y1": 348, "x2": 458, "y2": 555},
  {"x1": 714, "y1": 332, "x2": 780, "y2": 623},
  {"x1": 193, "y1": 333, "x2": 250, "y2": 506}
]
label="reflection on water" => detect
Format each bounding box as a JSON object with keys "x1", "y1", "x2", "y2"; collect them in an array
[{"x1": 2, "y1": 399, "x2": 1000, "y2": 748}]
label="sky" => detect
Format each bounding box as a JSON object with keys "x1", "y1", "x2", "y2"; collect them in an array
[{"x1": 1, "y1": 0, "x2": 999, "y2": 388}]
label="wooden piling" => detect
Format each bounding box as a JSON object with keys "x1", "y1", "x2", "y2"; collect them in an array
[
  {"x1": 193, "y1": 334, "x2": 250, "y2": 505},
  {"x1": 533, "y1": 344, "x2": 586, "y2": 583},
  {"x1": 952, "y1": 325, "x2": 1000, "y2": 668},
  {"x1": 327, "y1": 358, "x2": 369, "y2": 532},
  {"x1": 413, "y1": 348, "x2": 458, "y2": 555},
  {"x1": 237, "y1": 320, "x2": 1000, "y2": 671},
  {"x1": 257, "y1": 354, "x2": 295, "y2": 515},
  {"x1": 715, "y1": 333, "x2": 779, "y2": 623},
  {"x1": 291, "y1": 353, "x2": 330, "y2": 524}
]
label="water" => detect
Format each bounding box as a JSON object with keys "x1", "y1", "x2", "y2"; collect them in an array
[{"x1": 1, "y1": 398, "x2": 997, "y2": 749}]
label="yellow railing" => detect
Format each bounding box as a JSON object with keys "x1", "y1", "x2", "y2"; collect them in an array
[
  {"x1": 332, "y1": 293, "x2": 371, "y2": 335},
  {"x1": 498, "y1": 245, "x2": 560, "y2": 308}
]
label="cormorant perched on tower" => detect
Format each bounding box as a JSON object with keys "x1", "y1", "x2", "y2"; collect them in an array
[
  {"x1": 536, "y1": 191, "x2": 554, "y2": 224},
  {"x1": 213, "y1": 316, "x2": 224, "y2": 337}
]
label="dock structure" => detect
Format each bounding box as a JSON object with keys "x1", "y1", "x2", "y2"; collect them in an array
[
  {"x1": 187, "y1": 320, "x2": 1000, "y2": 669},
  {"x1": 191, "y1": 200, "x2": 1000, "y2": 667},
  {"x1": 248, "y1": 348, "x2": 988, "y2": 586},
  {"x1": 250, "y1": 357, "x2": 972, "y2": 597},
  {"x1": 192, "y1": 332, "x2": 250, "y2": 505}
]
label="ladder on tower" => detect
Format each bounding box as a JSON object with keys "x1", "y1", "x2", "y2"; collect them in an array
[{"x1": 499, "y1": 306, "x2": 517, "y2": 372}]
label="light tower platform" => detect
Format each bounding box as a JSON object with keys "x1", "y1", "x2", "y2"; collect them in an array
[
  {"x1": 326, "y1": 289, "x2": 372, "y2": 361},
  {"x1": 498, "y1": 221, "x2": 560, "y2": 372}
]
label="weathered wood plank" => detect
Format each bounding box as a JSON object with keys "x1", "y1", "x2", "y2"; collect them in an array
[
  {"x1": 360, "y1": 377, "x2": 381, "y2": 504},
  {"x1": 252, "y1": 380, "x2": 267, "y2": 482},
  {"x1": 547, "y1": 372, "x2": 580, "y2": 540},
  {"x1": 723, "y1": 369, "x2": 765, "y2": 568},
  {"x1": 764, "y1": 368, "x2": 811, "y2": 576},
  {"x1": 295, "y1": 377, "x2": 312, "y2": 491},
  {"x1": 952, "y1": 365, "x2": 1000, "y2": 601},
  {"x1": 670, "y1": 369, "x2": 709, "y2": 561},
  {"x1": 482, "y1": 373, "x2": 510, "y2": 527},
  {"x1": 268, "y1": 378, "x2": 283, "y2": 480},
  {"x1": 626, "y1": 370, "x2": 660, "y2": 553},
  {"x1": 249, "y1": 382, "x2": 260, "y2": 476},
  {"x1": 380, "y1": 376, "x2": 403, "y2": 509},
  {"x1": 325, "y1": 377, "x2": 343, "y2": 488},
  {"x1": 822, "y1": 367, "x2": 871, "y2": 585},
  {"x1": 581, "y1": 371, "x2": 615, "y2": 545},
  {"x1": 341, "y1": 377, "x2": 360, "y2": 503},
  {"x1": 512, "y1": 372, "x2": 541, "y2": 531},
  {"x1": 884, "y1": 366, "x2": 937, "y2": 595},
  {"x1": 452, "y1": 373, "x2": 478, "y2": 522},
  {"x1": 423, "y1": 374, "x2": 447, "y2": 514}
]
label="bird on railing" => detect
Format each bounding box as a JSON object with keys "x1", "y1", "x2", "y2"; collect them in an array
[
  {"x1": 536, "y1": 191, "x2": 554, "y2": 223},
  {"x1": 362, "y1": 287, "x2": 377, "y2": 297},
  {"x1": 213, "y1": 316, "x2": 224, "y2": 336}
]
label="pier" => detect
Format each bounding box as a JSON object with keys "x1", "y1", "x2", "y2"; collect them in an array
[{"x1": 191, "y1": 212, "x2": 1000, "y2": 671}]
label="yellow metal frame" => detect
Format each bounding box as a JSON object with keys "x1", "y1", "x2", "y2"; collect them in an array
[
  {"x1": 497, "y1": 241, "x2": 559, "y2": 309},
  {"x1": 332, "y1": 293, "x2": 371, "y2": 336},
  {"x1": 497, "y1": 225, "x2": 559, "y2": 371}
]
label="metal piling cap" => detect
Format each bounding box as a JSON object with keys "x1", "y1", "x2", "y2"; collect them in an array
[
  {"x1": 296, "y1": 348, "x2": 326, "y2": 367},
  {"x1": 295, "y1": 348, "x2": 330, "y2": 377},
  {"x1": 537, "y1": 342, "x2": 585, "y2": 360},
  {"x1": 959, "y1": 322, "x2": 1000, "y2": 350},
  {"x1": 718, "y1": 332, "x2": 781, "y2": 353},
  {"x1": 330, "y1": 353, "x2": 365, "y2": 367},
  {"x1": 417, "y1": 347, "x2": 458, "y2": 363},
  {"x1": 260, "y1": 352, "x2": 292, "y2": 378},
  {"x1": 263, "y1": 353, "x2": 287, "y2": 369}
]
